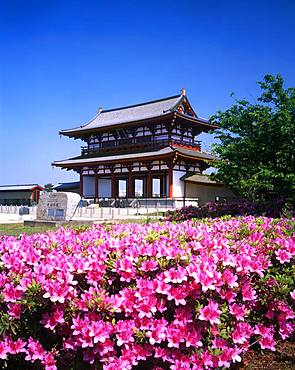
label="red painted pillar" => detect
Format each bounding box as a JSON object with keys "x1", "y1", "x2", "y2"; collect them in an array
[
  {"x1": 111, "y1": 172, "x2": 116, "y2": 198},
  {"x1": 168, "y1": 167, "x2": 173, "y2": 198},
  {"x1": 128, "y1": 169, "x2": 133, "y2": 198},
  {"x1": 95, "y1": 174, "x2": 99, "y2": 203},
  {"x1": 147, "y1": 170, "x2": 152, "y2": 198},
  {"x1": 80, "y1": 173, "x2": 84, "y2": 197}
]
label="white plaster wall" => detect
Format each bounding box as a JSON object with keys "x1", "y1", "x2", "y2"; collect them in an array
[
  {"x1": 186, "y1": 183, "x2": 235, "y2": 205},
  {"x1": 99, "y1": 178, "x2": 111, "y2": 198},
  {"x1": 172, "y1": 170, "x2": 185, "y2": 197},
  {"x1": 83, "y1": 176, "x2": 95, "y2": 197}
]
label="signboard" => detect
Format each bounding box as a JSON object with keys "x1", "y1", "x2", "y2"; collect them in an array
[{"x1": 36, "y1": 192, "x2": 80, "y2": 221}]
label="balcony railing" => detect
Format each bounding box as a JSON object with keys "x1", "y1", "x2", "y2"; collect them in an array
[{"x1": 81, "y1": 137, "x2": 201, "y2": 156}]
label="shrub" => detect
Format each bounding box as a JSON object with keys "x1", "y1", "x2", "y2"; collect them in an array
[
  {"x1": 166, "y1": 199, "x2": 294, "y2": 222},
  {"x1": 0, "y1": 217, "x2": 294, "y2": 369}
]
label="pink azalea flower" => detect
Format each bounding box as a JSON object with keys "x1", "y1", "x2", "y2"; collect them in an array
[
  {"x1": 163, "y1": 267, "x2": 187, "y2": 284},
  {"x1": 229, "y1": 303, "x2": 246, "y2": 321},
  {"x1": 0, "y1": 342, "x2": 8, "y2": 360},
  {"x1": 41, "y1": 306, "x2": 65, "y2": 330},
  {"x1": 6, "y1": 338, "x2": 26, "y2": 354},
  {"x1": 254, "y1": 324, "x2": 273, "y2": 338},
  {"x1": 2, "y1": 283, "x2": 23, "y2": 302},
  {"x1": 167, "y1": 286, "x2": 187, "y2": 306},
  {"x1": 140, "y1": 259, "x2": 158, "y2": 272},
  {"x1": 146, "y1": 319, "x2": 167, "y2": 345},
  {"x1": 42, "y1": 353, "x2": 57, "y2": 370},
  {"x1": 232, "y1": 323, "x2": 253, "y2": 344},
  {"x1": 7, "y1": 302, "x2": 22, "y2": 318},
  {"x1": 221, "y1": 269, "x2": 239, "y2": 288},
  {"x1": 259, "y1": 334, "x2": 276, "y2": 351},
  {"x1": 242, "y1": 282, "x2": 257, "y2": 301},
  {"x1": 275, "y1": 249, "x2": 292, "y2": 263},
  {"x1": 25, "y1": 337, "x2": 45, "y2": 361},
  {"x1": 115, "y1": 320, "x2": 135, "y2": 346},
  {"x1": 198, "y1": 300, "x2": 221, "y2": 325},
  {"x1": 218, "y1": 347, "x2": 242, "y2": 368}
]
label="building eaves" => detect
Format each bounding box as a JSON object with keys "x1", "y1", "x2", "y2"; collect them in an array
[
  {"x1": 52, "y1": 147, "x2": 174, "y2": 167},
  {"x1": 180, "y1": 173, "x2": 221, "y2": 185},
  {"x1": 0, "y1": 184, "x2": 43, "y2": 191},
  {"x1": 172, "y1": 147, "x2": 217, "y2": 161}
]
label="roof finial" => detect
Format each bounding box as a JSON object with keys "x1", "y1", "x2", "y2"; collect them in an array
[
  {"x1": 181, "y1": 88, "x2": 186, "y2": 96},
  {"x1": 98, "y1": 107, "x2": 103, "y2": 114}
]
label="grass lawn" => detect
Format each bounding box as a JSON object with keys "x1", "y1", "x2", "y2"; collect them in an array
[
  {"x1": 0, "y1": 218, "x2": 157, "y2": 236},
  {"x1": 0, "y1": 223, "x2": 57, "y2": 236}
]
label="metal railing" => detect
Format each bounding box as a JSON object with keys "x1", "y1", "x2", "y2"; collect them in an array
[
  {"x1": 81, "y1": 197, "x2": 199, "y2": 208},
  {"x1": 73, "y1": 197, "x2": 199, "y2": 220}
]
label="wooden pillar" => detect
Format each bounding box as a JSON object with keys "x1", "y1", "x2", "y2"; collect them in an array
[
  {"x1": 127, "y1": 166, "x2": 133, "y2": 198},
  {"x1": 146, "y1": 170, "x2": 152, "y2": 198},
  {"x1": 80, "y1": 173, "x2": 84, "y2": 197},
  {"x1": 168, "y1": 166, "x2": 173, "y2": 198},
  {"x1": 95, "y1": 174, "x2": 99, "y2": 203},
  {"x1": 111, "y1": 171, "x2": 116, "y2": 198},
  {"x1": 183, "y1": 180, "x2": 186, "y2": 206}
]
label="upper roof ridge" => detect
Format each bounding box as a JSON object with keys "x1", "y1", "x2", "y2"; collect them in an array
[{"x1": 101, "y1": 94, "x2": 181, "y2": 114}]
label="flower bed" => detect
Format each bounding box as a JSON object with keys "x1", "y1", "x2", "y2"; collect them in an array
[{"x1": 0, "y1": 217, "x2": 294, "y2": 369}]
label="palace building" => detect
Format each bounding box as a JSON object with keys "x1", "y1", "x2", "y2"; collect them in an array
[{"x1": 53, "y1": 89, "x2": 233, "y2": 203}]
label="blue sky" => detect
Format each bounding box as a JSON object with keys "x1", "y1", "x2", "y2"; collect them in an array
[{"x1": 0, "y1": 0, "x2": 294, "y2": 186}]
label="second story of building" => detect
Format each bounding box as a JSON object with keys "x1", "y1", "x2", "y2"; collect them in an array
[{"x1": 59, "y1": 89, "x2": 218, "y2": 158}]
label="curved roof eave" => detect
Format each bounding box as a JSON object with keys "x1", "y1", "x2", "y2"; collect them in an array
[{"x1": 59, "y1": 111, "x2": 175, "y2": 137}]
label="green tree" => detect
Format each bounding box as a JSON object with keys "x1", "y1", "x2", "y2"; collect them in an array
[
  {"x1": 210, "y1": 74, "x2": 295, "y2": 203},
  {"x1": 44, "y1": 183, "x2": 54, "y2": 192}
]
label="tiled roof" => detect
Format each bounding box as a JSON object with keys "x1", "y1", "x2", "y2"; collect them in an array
[
  {"x1": 0, "y1": 184, "x2": 43, "y2": 191},
  {"x1": 53, "y1": 182, "x2": 80, "y2": 191},
  {"x1": 53, "y1": 147, "x2": 174, "y2": 166},
  {"x1": 52, "y1": 146, "x2": 216, "y2": 167},
  {"x1": 174, "y1": 147, "x2": 216, "y2": 160},
  {"x1": 60, "y1": 94, "x2": 184, "y2": 135},
  {"x1": 180, "y1": 173, "x2": 220, "y2": 184}
]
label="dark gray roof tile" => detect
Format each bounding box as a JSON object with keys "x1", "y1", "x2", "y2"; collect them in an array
[{"x1": 61, "y1": 95, "x2": 183, "y2": 135}]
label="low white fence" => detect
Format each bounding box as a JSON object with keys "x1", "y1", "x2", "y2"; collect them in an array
[
  {"x1": 0, "y1": 198, "x2": 199, "y2": 221},
  {"x1": 0, "y1": 205, "x2": 37, "y2": 215},
  {"x1": 73, "y1": 197, "x2": 199, "y2": 220}
]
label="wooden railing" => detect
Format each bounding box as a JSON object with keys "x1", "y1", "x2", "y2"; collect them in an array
[{"x1": 81, "y1": 138, "x2": 201, "y2": 156}]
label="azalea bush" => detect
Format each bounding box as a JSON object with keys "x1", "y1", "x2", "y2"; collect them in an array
[
  {"x1": 0, "y1": 217, "x2": 294, "y2": 369},
  {"x1": 166, "y1": 199, "x2": 294, "y2": 222}
]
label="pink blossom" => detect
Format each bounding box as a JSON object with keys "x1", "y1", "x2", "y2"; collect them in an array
[
  {"x1": 275, "y1": 249, "x2": 292, "y2": 263},
  {"x1": 163, "y1": 267, "x2": 187, "y2": 284},
  {"x1": 221, "y1": 269, "x2": 239, "y2": 288},
  {"x1": 232, "y1": 323, "x2": 253, "y2": 344},
  {"x1": 41, "y1": 306, "x2": 65, "y2": 330},
  {"x1": 218, "y1": 347, "x2": 242, "y2": 368},
  {"x1": 42, "y1": 353, "x2": 57, "y2": 370},
  {"x1": 25, "y1": 337, "x2": 45, "y2": 361},
  {"x1": 2, "y1": 283, "x2": 23, "y2": 302},
  {"x1": 230, "y1": 303, "x2": 246, "y2": 321},
  {"x1": 0, "y1": 342, "x2": 8, "y2": 360},
  {"x1": 7, "y1": 303, "x2": 21, "y2": 318},
  {"x1": 198, "y1": 300, "x2": 221, "y2": 325},
  {"x1": 0, "y1": 216, "x2": 293, "y2": 368},
  {"x1": 242, "y1": 282, "x2": 257, "y2": 301},
  {"x1": 6, "y1": 338, "x2": 26, "y2": 354},
  {"x1": 259, "y1": 334, "x2": 276, "y2": 351},
  {"x1": 115, "y1": 320, "x2": 135, "y2": 346}
]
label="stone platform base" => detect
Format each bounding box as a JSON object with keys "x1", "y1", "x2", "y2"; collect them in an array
[{"x1": 24, "y1": 220, "x2": 96, "y2": 227}]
